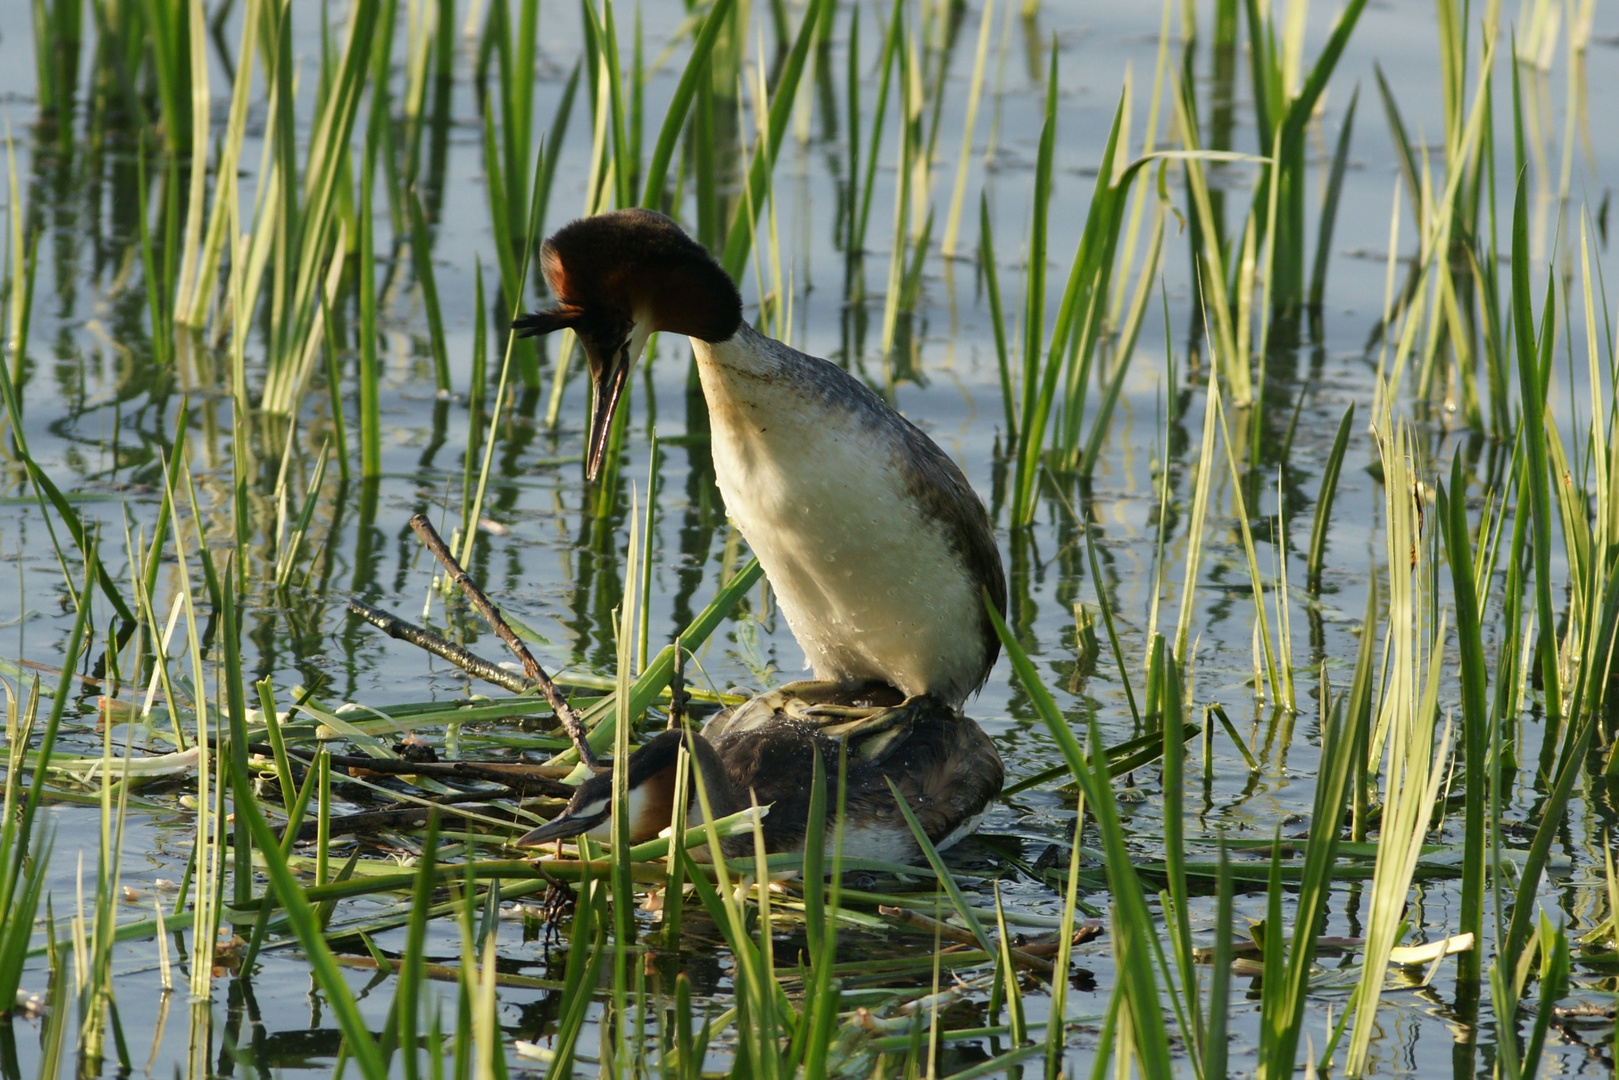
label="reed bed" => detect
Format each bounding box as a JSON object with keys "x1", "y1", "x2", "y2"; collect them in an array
[{"x1": 1, "y1": 0, "x2": 1617, "y2": 1076}]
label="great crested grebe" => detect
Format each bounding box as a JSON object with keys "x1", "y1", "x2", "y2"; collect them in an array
[
  {"x1": 511, "y1": 209, "x2": 1005, "y2": 857},
  {"x1": 515, "y1": 687, "x2": 1004, "y2": 862}
]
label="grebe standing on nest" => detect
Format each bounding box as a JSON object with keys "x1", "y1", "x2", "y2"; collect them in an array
[{"x1": 511, "y1": 209, "x2": 1005, "y2": 859}]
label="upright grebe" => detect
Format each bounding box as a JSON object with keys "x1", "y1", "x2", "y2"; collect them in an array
[{"x1": 511, "y1": 209, "x2": 1005, "y2": 858}]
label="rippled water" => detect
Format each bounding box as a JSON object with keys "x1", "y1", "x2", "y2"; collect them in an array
[{"x1": 2, "y1": 0, "x2": 1618, "y2": 1074}]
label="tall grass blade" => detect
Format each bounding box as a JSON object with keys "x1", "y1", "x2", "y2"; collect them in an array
[
  {"x1": 407, "y1": 189, "x2": 451, "y2": 393},
  {"x1": 1344, "y1": 410, "x2": 1450, "y2": 1074},
  {"x1": 986, "y1": 598, "x2": 1171, "y2": 1075},
  {"x1": 228, "y1": 750, "x2": 390, "y2": 1077},
  {"x1": 171, "y1": 0, "x2": 209, "y2": 322},
  {"x1": 640, "y1": 0, "x2": 736, "y2": 209},
  {"x1": 941, "y1": 0, "x2": 994, "y2": 258},
  {"x1": 1509, "y1": 168, "x2": 1562, "y2": 722},
  {"x1": 1256, "y1": 691, "x2": 1356, "y2": 1077},
  {"x1": 979, "y1": 196, "x2": 1017, "y2": 442},
  {"x1": 1438, "y1": 456, "x2": 1489, "y2": 995},
  {"x1": 1307, "y1": 85, "x2": 1358, "y2": 314},
  {"x1": 1305, "y1": 403, "x2": 1354, "y2": 588},
  {"x1": 719, "y1": 0, "x2": 828, "y2": 279},
  {"x1": 0, "y1": 569, "x2": 90, "y2": 1011}
]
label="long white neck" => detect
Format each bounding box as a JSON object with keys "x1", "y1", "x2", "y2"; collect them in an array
[{"x1": 688, "y1": 325, "x2": 999, "y2": 707}]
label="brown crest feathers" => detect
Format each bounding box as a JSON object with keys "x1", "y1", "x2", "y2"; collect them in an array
[
  {"x1": 511, "y1": 306, "x2": 584, "y2": 338},
  {"x1": 528, "y1": 209, "x2": 742, "y2": 343}
]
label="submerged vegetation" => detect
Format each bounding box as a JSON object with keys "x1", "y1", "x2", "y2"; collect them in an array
[{"x1": 1, "y1": 0, "x2": 1617, "y2": 1076}]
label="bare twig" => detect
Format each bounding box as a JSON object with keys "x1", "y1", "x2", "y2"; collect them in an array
[
  {"x1": 245, "y1": 742, "x2": 577, "y2": 797},
  {"x1": 275, "y1": 799, "x2": 525, "y2": 843},
  {"x1": 409, "y1": 513, "x2": 601, "y2": 768},
  {"x1": 347, "y1": 599, "x2": 536, "y2": 694}
]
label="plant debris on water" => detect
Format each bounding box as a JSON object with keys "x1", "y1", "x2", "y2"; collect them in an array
[{"x1": 2, "y1": 0, "x2": 1618, "y2": 1076}]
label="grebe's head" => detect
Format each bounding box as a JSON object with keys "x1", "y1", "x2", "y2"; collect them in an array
[
  {"x1": 512, "y1": 210, "x2": 742, "y2": 479},
  {"x1": 514, "y1": 729, "x2": 711, "y2": 848}
]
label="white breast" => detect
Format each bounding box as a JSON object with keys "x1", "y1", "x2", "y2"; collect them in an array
[
  {"x1": 691, "y1": 328, "x2": 991, "y2": 706},
  {"x1": 832, "y1": 810, "x2": 983, "y2": 863}
]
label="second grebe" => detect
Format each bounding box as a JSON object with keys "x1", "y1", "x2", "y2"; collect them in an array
[{"x1": 515, "y1": 688, "x2": 1004, "y2": 862}]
